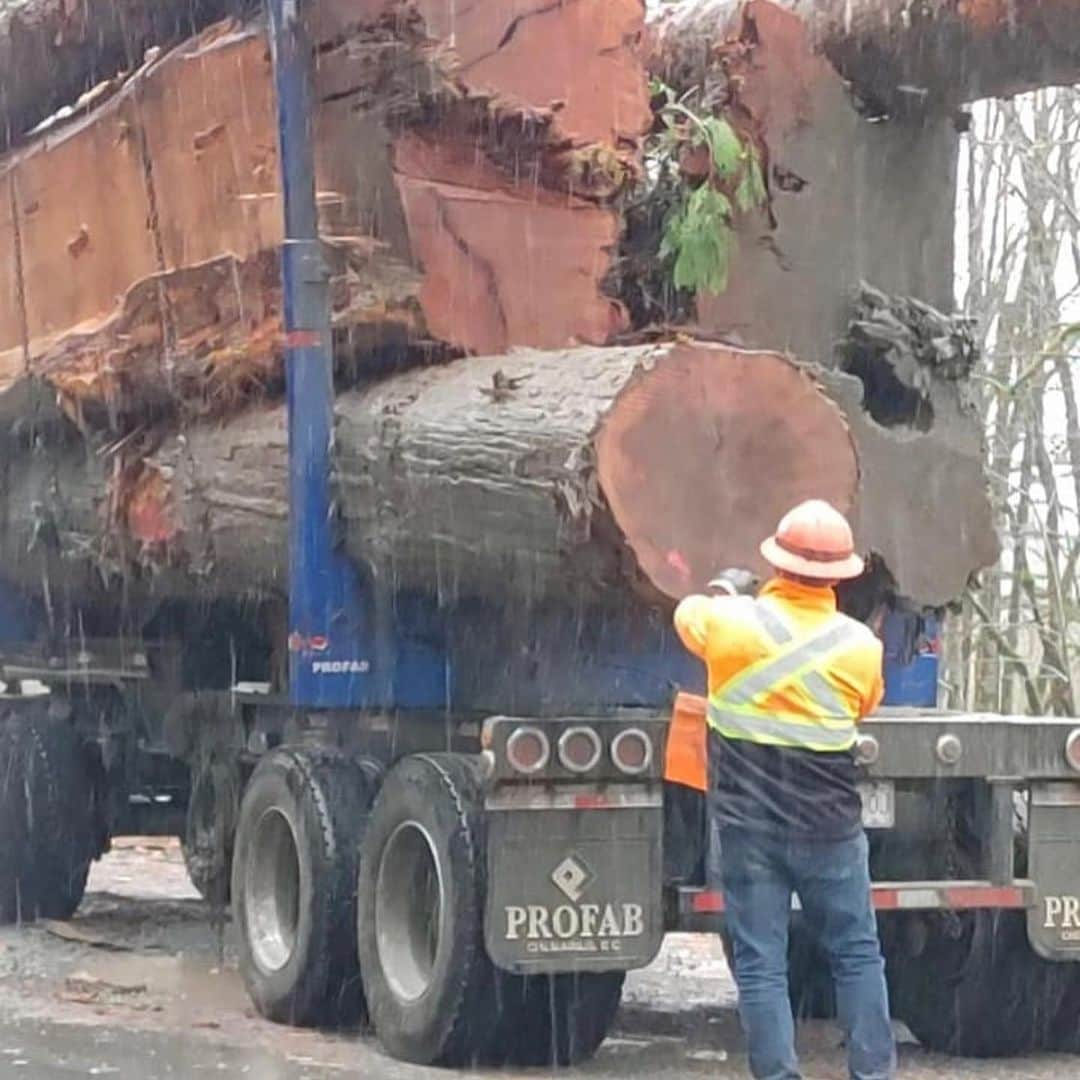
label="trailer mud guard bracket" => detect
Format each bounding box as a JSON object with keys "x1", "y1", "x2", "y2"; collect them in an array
[{"x1": 1027, "y1": 781, "x2": 1080, "y2": 961}]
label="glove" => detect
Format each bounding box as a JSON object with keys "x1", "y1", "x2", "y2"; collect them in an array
[{"x1": 707, "y1": 568, "x2": 759, "y2": 597}]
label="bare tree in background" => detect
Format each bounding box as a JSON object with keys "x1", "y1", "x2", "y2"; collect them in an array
[{"x1": 944, "y1": 88, "x2": 1080, "y2": 716}]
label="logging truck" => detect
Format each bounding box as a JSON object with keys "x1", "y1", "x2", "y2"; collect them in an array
[{"x1": 4, "y1": 0, "x2": 1080, "y2": 1069}]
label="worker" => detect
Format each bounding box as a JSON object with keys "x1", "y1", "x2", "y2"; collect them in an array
[{"x1": 673, "y1": 500, "x2": 894, "y2": 1080}]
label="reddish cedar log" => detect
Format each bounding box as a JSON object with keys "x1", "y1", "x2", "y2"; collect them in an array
[
  {"x1": 311, "y1": 0, "x2": 650, "y2": 152},
  {"x1": 0, "y1": 3, "x2": 648, "y2": 414},
  {"x1": 0, "y1": 22, "x2": 419, "y2": 417}
]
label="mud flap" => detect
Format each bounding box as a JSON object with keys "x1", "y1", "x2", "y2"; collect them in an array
[
  {"x1": 484, "y1": 797, "x2": 664, "y2": 975},
  {"x1": 1027, "y1": 782, "x2": 1080, "y2": 960}
]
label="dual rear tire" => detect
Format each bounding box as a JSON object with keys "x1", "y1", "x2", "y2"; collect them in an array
[
  {"x1": 231, "y1": 747, "x2": 375, "y2": 1027},
  {"x1": 0, "y1": 708, "x2": 96, "y2": 923},
  {"x1": 356, "y1": 753, "x2": 624, "y2": 1067},
  {"x1": 882, "y1": 907, "x2": 1080, "y2": 1056},
  {"x1": 232, "y1": 749, "x2": 623, "y2": 1065}
]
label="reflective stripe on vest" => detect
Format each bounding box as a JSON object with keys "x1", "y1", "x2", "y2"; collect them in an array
[
  {"x1": 706, "y1": 704, "x2": 857, "y2": 750},
  {"x1": 707, "y1": 602, "x2": 864, "y2": 752},
  {"x1": 750, "y1": 600, "x2": 793, "y2": 646}
]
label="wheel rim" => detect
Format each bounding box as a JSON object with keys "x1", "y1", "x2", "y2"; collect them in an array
[
  {"x1": 245, "y1": 808, "x2": 301, "y2": 973},
  {"x1": 375, "y1": 821, "x2": 445, "y2": 1003}
]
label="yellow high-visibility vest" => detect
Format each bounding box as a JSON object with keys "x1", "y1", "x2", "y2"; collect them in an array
[{"x1": 706, "y1": 600, "x2": 871, "y2": 752}]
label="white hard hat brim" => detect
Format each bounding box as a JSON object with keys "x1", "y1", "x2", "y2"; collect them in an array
[{"x1": 760, "y1": 536, "x2": 865, "y2": 581}]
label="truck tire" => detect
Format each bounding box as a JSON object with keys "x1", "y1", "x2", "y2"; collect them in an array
[
  {"x1": 879, "y1": 791, "x2": 1063, "y2": 1056},
  {"x1": 492, "y1": 971, "x2": 625, "y2": 1066},
  {"x1": 232, "y1": 747, "x2": 373, "y2": 1028},
  {"x1": 182, "y1": 755, "x2": 241, "y2": 903},
  {"x1": 357, "y1": 753, "x2": 497, "y2": 1066},
  {"x1": 884, "y1": 908, "x2": 1052, "y2": 1056},
  {"x1": 0, "y1": 709, "x2": 95, "y2": 923}
]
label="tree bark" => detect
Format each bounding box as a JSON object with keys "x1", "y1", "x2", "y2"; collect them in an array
[
  {"x1": 649, "y1": 0, "x2": 1080, "y2": 112},
  {"x1": 0, "y1": 0, "x2": 249, "y2": 150}
]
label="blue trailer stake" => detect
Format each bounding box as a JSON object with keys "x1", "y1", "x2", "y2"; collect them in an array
[{"x1": 267, "y1": 0, "x2": 372, "y2": 708}]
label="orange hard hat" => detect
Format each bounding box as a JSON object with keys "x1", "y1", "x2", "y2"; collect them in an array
[{"x1": 760, "y1": 499, "x2": 864, "y2": 581}]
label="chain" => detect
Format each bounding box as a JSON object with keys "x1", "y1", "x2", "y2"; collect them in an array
[{"x1": 939, "y1": 793, "x2": 966, "y2": 940}]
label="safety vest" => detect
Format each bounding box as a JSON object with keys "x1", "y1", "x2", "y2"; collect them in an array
[
  {"x1": 706, "y1": 599, "x2": 867, "y2": 753},
  {"x1": 665, "y1": 691, "x2": 708, "y2": 791}
]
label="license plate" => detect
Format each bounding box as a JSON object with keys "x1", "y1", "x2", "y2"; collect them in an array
[{"x1": 859, "y1": 780, "x2": 895, "y2": 829}]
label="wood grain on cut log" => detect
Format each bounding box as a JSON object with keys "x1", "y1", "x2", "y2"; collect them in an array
[
  {"x1": 313, "y1": 0, "x2": 651, "y2": 154},
  {"x1": 649, "y1": 0, "x2": 1080, "y2": 111},
  {"x1": 332, "y1": 342, "x2": 858, "y2": 604},
  {"x1": 392, "y1": 132, "x2": 628, "y2": 354},
  {"x1": 312, "y1": 0, "x2": 652, "y2": 355},
  {"x1": 0, "y1": 342, "x2": 862, "y2": 608},
  {"x1": 0, "y1": 21, "x2": 422, "y2": 418}
]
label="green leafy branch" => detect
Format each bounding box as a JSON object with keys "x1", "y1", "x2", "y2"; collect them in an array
[{"x1": 648, "y1": 81, "x2": 767, "y2": 296}]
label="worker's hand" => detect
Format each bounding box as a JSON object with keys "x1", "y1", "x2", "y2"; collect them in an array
[{"x1": 706, "y1": 568, "x2": 759, "y2": 597}]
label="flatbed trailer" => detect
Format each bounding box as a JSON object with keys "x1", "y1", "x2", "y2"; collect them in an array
[
  {"x1": 2, "y1": 0, "x2": 1080, "y2": 1068},
  {"x1": 4, "y1": 639, "x2": 1080, "y2": 1062}
]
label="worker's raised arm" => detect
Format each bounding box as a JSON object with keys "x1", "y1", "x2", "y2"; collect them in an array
[
  {"x1": 674, "y1": 568, "x2": 759, "y2": 657},
  {"x1": 858, "y1": 639, "x2": 886, "y2": 720},
  {"x1": 673, "y1": 595, "x2": 715, "y2": 658}
]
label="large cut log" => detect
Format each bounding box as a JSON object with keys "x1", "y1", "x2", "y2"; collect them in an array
[
  {"x1": 0, "y1": 339, "x2": 995, "y2": 611},
  {"x1": 0, "y1": 342, "x2": 861, "y2": 608},
  {"x1": 650, "y1": 0, "x2": 1080, "y2": 112}
]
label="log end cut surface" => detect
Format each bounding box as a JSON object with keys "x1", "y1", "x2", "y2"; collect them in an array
[{"x1": 595, "y1": 343, "x2": 859, "y2": 599}]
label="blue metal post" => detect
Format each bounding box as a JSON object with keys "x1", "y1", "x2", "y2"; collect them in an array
[{"x1": 267, "y1": 0, "x2": 372, "y2": 708}]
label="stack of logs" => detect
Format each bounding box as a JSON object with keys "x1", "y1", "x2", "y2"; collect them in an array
[{"x1": 3, "y1": 0, "x2": 1068, "y2": 616}]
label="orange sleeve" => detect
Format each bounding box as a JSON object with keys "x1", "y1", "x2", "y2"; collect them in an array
[{"x1": 673, "y1": 595, "x2": 714, "y2": 659}]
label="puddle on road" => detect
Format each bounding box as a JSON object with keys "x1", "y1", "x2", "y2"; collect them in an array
[{"x1": 72, "y1": 950, "x2": 249, "y2": 1026}]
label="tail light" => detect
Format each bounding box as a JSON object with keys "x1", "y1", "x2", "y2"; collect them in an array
[
  {"x1": 506, "y1": 726, "x2": 549, "y2": 775},
  {"x1": 558, "y1": 727, "x2": 602, "y2": 774},
  {"x1": 1066, "y1": 729, "x2": 1080, "y2": 773},
  {"x1": 611, "y1": 728, "x2": 653, "y2": 776}
]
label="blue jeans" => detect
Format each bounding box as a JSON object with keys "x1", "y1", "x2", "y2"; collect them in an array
[{"x1": 720, "y1": 827, "x2": 895, "y2": 1080}]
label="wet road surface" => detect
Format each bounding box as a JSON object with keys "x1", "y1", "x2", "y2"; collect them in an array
[{"x1": 0, "y1": 839, "x2": 1075, "y2": 1079}]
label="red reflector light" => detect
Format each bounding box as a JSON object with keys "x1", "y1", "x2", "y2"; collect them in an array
[
  {"x1": 506, "y1": 726, "x2": 549, "y2": 775},
  {"x1": 574, "y1": 793, "x2": 611, "y2": 809},
  {"x1": 611, "y1": 728, "x2": 653, "y2": 775},
  {"x1": 558, "y1": 727, "x2": 602, "y2": 774}
]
